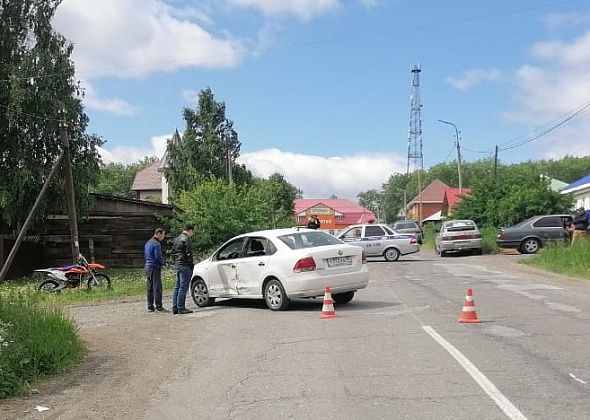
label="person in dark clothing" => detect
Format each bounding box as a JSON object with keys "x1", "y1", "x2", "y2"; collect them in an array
[
  {"x1": 307, "y1": 215, "x2": 321, "y2": 230},
  {"x1": 144, "y1": 227, "x2": 167, "y2": 312},
  {"x1": 171, "y1": 224, "x2": 195, "y2": 314},
  {"x1": 571, "y1": 207, "x2": 589, "y2": 245}
]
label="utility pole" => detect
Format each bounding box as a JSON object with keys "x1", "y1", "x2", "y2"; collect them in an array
[
  {"x1": 0, "y1": 152, "x2": 65, "y2": 282},
  {"x1": 493, "y1": 145, "x2": 499, "y2": 178},
  {"x1": 58, "y1": 104, "x2": 80, "y2": 263},
  {"x1": 438, "y1": 119, "x2": 462, "y2": 194}
]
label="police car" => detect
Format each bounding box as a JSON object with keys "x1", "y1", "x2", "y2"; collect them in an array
[{"x1": 336, "y1": 223, "x2": 420, "y2": 262}]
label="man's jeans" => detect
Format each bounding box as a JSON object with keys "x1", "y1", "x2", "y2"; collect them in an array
[
  {"x1": 145, "y1": 265, "x2": 163, "y2": 310},
  {"x1": 172, "y1": 265, "x2": 191, "y2": 310}
]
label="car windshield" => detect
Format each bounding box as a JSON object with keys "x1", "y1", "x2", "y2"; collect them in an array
[
  {"x1": 278, "y1": 231, "x2": 343, "y2": 249},
  {"x1": 395, "y1": 222, "x2": 418, "y2": 229},
  {"x1": 445, "y1": 221, "x2": 476, "y2": 232}
]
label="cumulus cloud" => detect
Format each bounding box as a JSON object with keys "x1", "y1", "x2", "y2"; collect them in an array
[
  {"x1": 99, "y1": 134, "x2": 170, "y2": 164},
  {"x1": 238, "y1": 148, "x2": 406, "y2": 199},
  {"x1": 81, "y1": 80, "x2": 138, "y2": 116},
  {"x1": 53, "y1": 0, "x2": 244, "y2": 79},
  {"x1": 223, "y1": 0, "x2": 339, "y2": 20},
  {"x1": 446, "y1": 69, "x2": 503, "y2": 90},
  {"x1": 504, "y1": 30, "x2": 590, "y2": 158}
]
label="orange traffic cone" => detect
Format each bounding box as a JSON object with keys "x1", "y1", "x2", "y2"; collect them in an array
[
  {"x1": 458, "y1": 288, "x2": 481, "y2": 323},
  {"x1": 320, "y1": 287, "x2": 336, "y2": 319}
]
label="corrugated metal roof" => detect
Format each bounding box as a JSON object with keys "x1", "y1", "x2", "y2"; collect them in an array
[
  {"x1": 445, "y1": 188, "x2": 471, "y2": 209},
  {"x1": 561, "y1": 173, "x2": 590, "y2": 193},
  {"x1": 131, "y1": 161, "x2": 162, "y2": 191}
]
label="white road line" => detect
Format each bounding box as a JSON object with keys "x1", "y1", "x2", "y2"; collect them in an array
[
  {"x1": 423, "y1": 326, "x2": 527, "y2": 420},
  {"x1": 569, "y1": 373, "x2": 587, "y2": 385}
]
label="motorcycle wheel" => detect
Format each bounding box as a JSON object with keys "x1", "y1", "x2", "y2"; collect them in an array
[
  {"x1": 87, "y1": 273, "x2": 112, "y2": 290},
  {"x1": 38, "y1": 279, "x2": 60, "y2": 292}
]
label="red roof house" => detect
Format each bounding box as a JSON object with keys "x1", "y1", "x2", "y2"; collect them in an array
[
  {"x1": 406, "y1": 180, "x2": 471, "y2": 222},
  {"x1": 294, "y1": 198, "x2": 375, "y2": 232},
  {"x1": 443, "y1": 187, "x2": 471, "y2": 216}
]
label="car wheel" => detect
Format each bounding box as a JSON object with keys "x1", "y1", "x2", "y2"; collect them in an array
[
  {"x1": 332, "y1": 291, "x2": 355, "y2": 304},
  {"x1": 474, "y1": 248, "x2": 483, "y2": 256},
  {"x1": 440, "y1": 250, "x2": 447, "y2": 257},
  {"x1": 264, "y1": 279, "x2": 290, "y2": 311},
  {"x1": 520, "y1": 238, "x2": 541, "y2": 254},
  {"x1": 191, "y1": 278, "x2": 215, "y2": 307},
  {"x1": 383, "y1": 247, "x2": 400, "y2": 262}
]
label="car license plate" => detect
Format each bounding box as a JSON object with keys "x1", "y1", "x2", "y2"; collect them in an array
[{"x1": 327, "y1": 256, "x2": 352, "y2": 267}]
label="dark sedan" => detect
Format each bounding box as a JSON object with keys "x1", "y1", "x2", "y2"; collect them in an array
[{"x1": 496, "y1": 214, "x2": 570, "y2": 254}]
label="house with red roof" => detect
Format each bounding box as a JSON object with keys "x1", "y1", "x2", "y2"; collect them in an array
[
  {"x1": 406, "y1": 180, "x2": 470, "y2": 222},
  {"x1": 293, "y1": 198, "x2": 375, "y2": 234}
]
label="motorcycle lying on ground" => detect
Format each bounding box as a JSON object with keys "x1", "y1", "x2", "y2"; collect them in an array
[{"x1": 36, "y1": 254, "x2": 111, "y2": 292}]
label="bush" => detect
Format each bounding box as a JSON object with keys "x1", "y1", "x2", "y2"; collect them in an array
[{"x1": 0, "y1": 289, "x2": 85, "y2": 398}]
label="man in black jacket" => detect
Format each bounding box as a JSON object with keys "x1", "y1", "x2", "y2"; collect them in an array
[
  {"x1": 572, "y1": 207, "x2": 589, "y2": 245},
  {"x1": 307, "y1": 215, "x2": 321, "y2": 230},
  {"x1": 171, "y1": 224, "x2": 195, "y2": 314}
]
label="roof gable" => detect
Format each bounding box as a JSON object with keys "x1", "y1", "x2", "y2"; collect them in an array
[
  {"x1": 445, "y1": 187, "x2": 471, "y2": 208},
  {"x1": 410, "y1": 179, "x2": 450, "y2": 203},
  {"x1": 131, "y1": 161, "x2": 162, "y2": 191},
  {"x1": 293, "y1": 198, "x2": 376, "y2": 223}
]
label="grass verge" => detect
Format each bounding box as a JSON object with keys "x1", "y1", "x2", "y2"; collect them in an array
[
  {"x1": 522, "y1": 239, "x2": 590, "y2": 280},
  {"x1": 0, "y1": 289, "x2": 86, "y2": 398}
]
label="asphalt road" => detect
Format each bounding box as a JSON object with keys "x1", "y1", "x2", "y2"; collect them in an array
[{"x1": 3, "y1": 251, "x2": 590, "y2": 419}]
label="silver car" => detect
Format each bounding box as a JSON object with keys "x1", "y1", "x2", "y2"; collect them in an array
[
  {"x1": 336, "y1": 223, "x2": 420, "y2": 261},
  {"x1": 435, "y1": 219, "x2": 482, "y2": 257}
]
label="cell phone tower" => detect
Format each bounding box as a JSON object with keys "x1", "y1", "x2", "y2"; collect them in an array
[
  {"x1": 407, "y1": 64, "x2": 423, "y2": 175},
  {"x1": 406, "y1": 64, "x2": 424, "y2": 223}
]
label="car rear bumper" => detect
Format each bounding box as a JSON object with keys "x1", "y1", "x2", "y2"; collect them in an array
[
  {"x1": 439, "y1": 239, "x2": 482, "y2": 251},
  {"x1": 284, "y1": 268, "x2": 370, "y2": 298}
]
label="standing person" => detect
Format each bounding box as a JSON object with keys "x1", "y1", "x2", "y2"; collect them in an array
[
  {"x1": 144, "y1": 227, "x2": 167, "y2": 313},
  {"x1": 307, "y1": 215, "x2": 321, "y2": 230},
  {"x1": 571, "y1": 207, "x2": 589, "y2": 245},
  {"x1": 171, "y1": 224, "x2": 195, "y2": 314},
  {"x1": 563, "y1": 217, "x2": 575, "y2": 245}
]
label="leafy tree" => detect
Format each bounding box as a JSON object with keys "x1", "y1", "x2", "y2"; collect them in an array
[
  {"x1": 164, "y1": 88, "x2": 251, "y2": 196},
  {"x1": 357, "y1": 189, "x2": 383, "y2": 218},
  {"x1": 0, "y1": 0, "x2": 102, "y2": 227},
  {"x1": 174, "y1": 175, "x2": 298, "y2": 256},
  {"x1": 93, "y1": 157, "x2": 158, "y2": 197}
]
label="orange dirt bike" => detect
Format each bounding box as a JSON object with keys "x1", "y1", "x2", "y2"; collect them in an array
[{"x1": 36, "y1": 254, "x2": 111, "y2": 292}]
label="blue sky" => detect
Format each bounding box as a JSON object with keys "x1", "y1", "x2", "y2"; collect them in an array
[{"x1": 52, "y1": 0, "x2": 590, "y2": 198}]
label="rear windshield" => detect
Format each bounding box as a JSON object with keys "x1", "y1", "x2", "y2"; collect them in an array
[
  {"x1": 395, "y1": 222, "x2": 418, "y2": 229},
  {"x1": 278, "y1": 231, "x2": 343, "y2": 250},
  {"x1": 445, "y1": 221, "x2": 476, "y2": 232}
]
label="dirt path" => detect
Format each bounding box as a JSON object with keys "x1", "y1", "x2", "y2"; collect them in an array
[{"x1": 1, "y1": 298, "x2": 206, "y2": 420}]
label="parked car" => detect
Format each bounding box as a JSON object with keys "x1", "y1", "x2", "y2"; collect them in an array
[
  {"x1": 392, "y1": 220, "x2": 423, "y2": 244},
  {"x1": 336, "y1": 223, "x2": 420, "y2": 262},
  {"x1": 435, "y1": 219, "x2": 482, "y2": 257},
  {"x1": 496, "y1": 214, "x2": 571, "y2": 254},
  {"x1": 190, "y1": 228, "x2": 369, "y2": 311}
]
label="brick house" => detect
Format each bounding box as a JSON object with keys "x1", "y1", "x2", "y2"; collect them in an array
[
  {"x1": 407, "y1": 180, "x2": 470, "y2": 223},
  {"x1": 293, "y1": 199, "x2": 376, "y2": 235}
]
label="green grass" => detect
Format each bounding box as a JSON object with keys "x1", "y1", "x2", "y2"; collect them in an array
[
  {"x1": 523, "y1": 239, "x2": 590, "y2": 280},
  {"x1": 1, "y1": 268, "x2": 176, "y2": 305},
  {"x1": 422, "y1": 224, "x2": 498, "y2": 254},
  {"x1": 0, "y1": 289, "x2": 86, "y2": 398}
]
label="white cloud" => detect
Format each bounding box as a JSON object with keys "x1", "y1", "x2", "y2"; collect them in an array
[
  {"x1": 504, "y1": 30, "x2": 590, "y2": 158},
  {"x1": 99, "y1": 134, "x2": 170, "y2": 164},
  {"x1": 544, "y1": 12, "x2": 590, "y2": 30},
  {"x1": 81, "y1": 80, "x2": 138, "y2": 116},
  {"x1": 181, "y1": 89, "x2": 200, "y2": 103},
  {"x1": 446, "y1": 69, "x2": 503, "y2": 90},
  {"x1": 53, "y1": 0, "x2": 245, "y2": 79},
  {"x1": 223, "y1": 0, "x2": 339, "y2": 20},
  {"x1": 238, "y1": 148, "x2": 406, "y2": 199}
]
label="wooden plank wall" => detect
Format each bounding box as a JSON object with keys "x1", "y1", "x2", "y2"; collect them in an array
[{"x1": 43, "y1": 215, "x2": 168, "y2": 268}]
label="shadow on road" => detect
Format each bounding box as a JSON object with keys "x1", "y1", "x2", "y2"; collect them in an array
[{"x1": 205, "y1": 297, "x2": 401, "y2": 313}]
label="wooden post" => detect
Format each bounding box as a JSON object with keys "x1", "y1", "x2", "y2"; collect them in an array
[
  {"x1": 58, "y1": 104, "x2": 80, "y2": 263},
  {"x1": 88, "y1": 237, "x2": 95, "y2": 263},
  {"x1": 0, "y1": 152, "x2": 65, "y2": 282}
]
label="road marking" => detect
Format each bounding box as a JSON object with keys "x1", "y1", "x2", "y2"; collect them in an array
[
  {"x1": 422, "y1": 326, "x2": 527, "y2": 420},
  {"x1": 569, "y1": 373, "x2": 587, "y2": 385}
]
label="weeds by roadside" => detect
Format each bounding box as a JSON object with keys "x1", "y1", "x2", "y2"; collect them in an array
[
  {"x1": 0, "y1": 289, "x2": 86, "y2": 398},
  {"x1": 523, "y1": 239, "x2": 590, "y2": 280}
]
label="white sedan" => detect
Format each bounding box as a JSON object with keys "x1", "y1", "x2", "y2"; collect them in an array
[{"x1": 190, "y1": 228, "x2": 370, "y2": 311}]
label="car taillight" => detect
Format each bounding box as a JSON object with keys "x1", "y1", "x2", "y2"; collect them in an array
[
  {"x1": 440, "y1": 236, "x2": 452, "y2": 241},
  {"x1": 410, "y1": 234, "x2": 417, "y2": 244},
  {"x1": 362, "y1": 250, "x2": 367, "y2": 264},
  {"x1": 293, "y1": 256, "x2": 316, "y2": 272},
  {"x1": 497, "y1": 231, "x2": 504, "y2": 239},
  {"x1": 474, "y1": 233, "x2": 481, "y2": 239}
]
